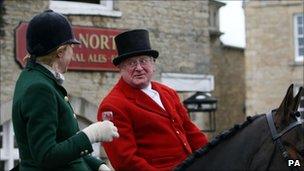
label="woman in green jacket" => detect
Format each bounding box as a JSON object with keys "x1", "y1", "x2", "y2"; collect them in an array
[{"x1": 12, "y1": 10, "x2": 119, "y2": 171}]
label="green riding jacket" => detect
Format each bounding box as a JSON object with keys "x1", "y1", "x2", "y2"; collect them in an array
[{"x1": 12, "y1": 61, "x2": 104, "y2": 171}]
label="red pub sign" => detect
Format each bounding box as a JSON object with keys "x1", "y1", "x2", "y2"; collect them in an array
[{"x1": 15, "y1": 22, "x2": 124, "y2": 71}]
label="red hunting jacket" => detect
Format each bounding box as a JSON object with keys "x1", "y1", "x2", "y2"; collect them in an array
[{"x1": 97, "y1": 78, "x2": 208, "y2": 171}]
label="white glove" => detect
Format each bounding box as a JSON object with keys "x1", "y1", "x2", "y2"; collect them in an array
[
  {"x1": 99, "y1": 164, "x2": 111, "y2": 171},
  {"x1": 82, "y1": 121, "x2": 119, "y2": 143}
]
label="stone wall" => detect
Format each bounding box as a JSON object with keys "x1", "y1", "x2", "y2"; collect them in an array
[
  {"x1": 244, "y1": 0, "x2": 304, "y2": 115},
  {"x1": 211, "y1": 36, "x2": 246, "y2": 135},
  {"x1": 1, "y1": 1, "x2": 49, "y2": 109}
]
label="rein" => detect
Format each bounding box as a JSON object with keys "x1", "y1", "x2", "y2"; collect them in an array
[{"x1": 266, "y1": 111, "x2": 304, "y2": 160}]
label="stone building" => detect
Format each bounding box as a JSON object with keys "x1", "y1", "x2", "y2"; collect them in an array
[
  {"x1": 0, "y1": 0, "x2": 300, "y2": 169},
  {"x1": 0, "y1": 0, "x2": 247, "y2": 170},
  {"x1": 209, "y1": 0, "x2": 246, "y2": 133},
  {"x1": 244, "y1": 0, "x2": 304, "y2": 116},
  {"x1": 0, "y1": 0, "x2": 221, "y2": 170},
  {"x1": 211, "y1": 43, "x2": 246, "y2": 132}
]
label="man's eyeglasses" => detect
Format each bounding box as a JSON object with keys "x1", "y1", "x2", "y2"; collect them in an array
[{"x1": 123, "y1": 56, "x2": 154, "y2": 68}]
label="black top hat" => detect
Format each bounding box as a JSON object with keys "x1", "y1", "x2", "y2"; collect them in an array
[
  {"x1": 113, "y1": 29, "x2": 159, "y2": 66},
  {"x1": 26, "y1": 10, "x2": 80, "y2": 57}
]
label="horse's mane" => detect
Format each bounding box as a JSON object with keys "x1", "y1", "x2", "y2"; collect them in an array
[{"x1": 175, "y1": 114, "x2": 264, "y2": 170}]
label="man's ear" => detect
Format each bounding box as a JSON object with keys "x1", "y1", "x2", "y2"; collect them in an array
[
  {"x1": 152, "y1": 60, "x2": 156, "y2": 72},
  {"x1": 117, "y1": 64, "x2": 123, "y2": 70}
]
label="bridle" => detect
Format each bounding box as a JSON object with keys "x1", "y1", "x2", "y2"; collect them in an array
[{"x1": 266, "y1": 110, "x2": 304, "y2": 161}]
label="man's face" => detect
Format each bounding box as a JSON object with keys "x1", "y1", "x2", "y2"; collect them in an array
[{"x1": 119, "y1": 55, "x2": 155, "y2": 89}]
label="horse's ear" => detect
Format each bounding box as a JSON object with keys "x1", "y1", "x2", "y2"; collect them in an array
[
  {"x1": 291, "y1": 86, "x2": 303, "y2": 111},
  {"x1": 275, "y1": 84, "x2": 294, "y2": 127}
]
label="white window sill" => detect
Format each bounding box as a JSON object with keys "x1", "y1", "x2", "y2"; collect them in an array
[
  {"x1": 161, "y1": 73, "x2": 214, "y2": 92},
  {"x1": 295, "y1": 58, "x2": 304, "y2": 63},
  {"x1": 290, "y1": 60, "x2": 304, "y2": 67},
  {"x1": 49, "y1": 1, "x2": 122, "y2": 17}
]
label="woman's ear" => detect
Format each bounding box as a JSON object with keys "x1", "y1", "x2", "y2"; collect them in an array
[{"x1": 56, "y1": 48, "x2": 64, "y2": 58}]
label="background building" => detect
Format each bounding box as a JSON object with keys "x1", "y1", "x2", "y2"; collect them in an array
[
  {"x1": 244, "y1": 0, "x2": 304, "y2": 116},
  {"x1": 209, "y1": 0, "x2": 246, "y2": 133},
  {"x1": 0, "y1": 0, "x2": 250, "y2": 170}
]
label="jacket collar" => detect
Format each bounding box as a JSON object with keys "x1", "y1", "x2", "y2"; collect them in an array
[
  {"x1": 37, "y1": 62, "x2": 65, "y2": 85},
  {"x1": 116, "y1": 78, "x2": 174, "y2": 118},
  {"x1": 25, "y1": 61, "x2": 68, "y2": 95},
  {"x1": 26, "y1": 61, "x2": 54, "y2": 80}
]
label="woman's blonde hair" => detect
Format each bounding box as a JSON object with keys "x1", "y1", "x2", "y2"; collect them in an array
[{"x1": 23, "y1": 44, "x2": 69, "y2": 66}]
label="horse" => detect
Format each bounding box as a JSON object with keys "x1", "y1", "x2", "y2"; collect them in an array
[{"x1": 175, "y1": 84, "x2": 304, "y2": 171}]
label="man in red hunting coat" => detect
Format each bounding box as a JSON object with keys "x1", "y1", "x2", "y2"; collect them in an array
[{"x1": 97, "y1": 29, "x2": 208, "y2": 171}]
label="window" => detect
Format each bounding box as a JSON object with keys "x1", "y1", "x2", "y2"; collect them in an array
[
  {"x1": 294, "y1": 13, "x2": 304, "y2": 62},
  {"x1": 50, "y1": 0, "x2": 122, "y2": 17}
]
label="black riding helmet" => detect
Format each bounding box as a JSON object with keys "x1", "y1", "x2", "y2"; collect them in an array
[{"x1": 26, "y1": 9, "x2": 80, "y2": 57}]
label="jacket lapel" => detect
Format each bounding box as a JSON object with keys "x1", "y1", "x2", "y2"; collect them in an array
[{"x1": 117, "y1": 78, "x2": 169, "y2": 118}]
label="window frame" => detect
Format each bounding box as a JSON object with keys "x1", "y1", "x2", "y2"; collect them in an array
[
  {"x1": 293, "y1": 13, "x2": 304, "y2": 62},
  {"x1": 0, "y1": 121, "x2": 19, "y2": 170},
  {"x1": 50, "y1": 0, "x2": 122, "y2": 17}
]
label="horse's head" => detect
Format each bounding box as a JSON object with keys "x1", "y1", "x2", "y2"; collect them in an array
[
  {"x1": 174, "y1": 84, "x2": 303, "y2": 171},
  {"x1": 272, "y1": 84, "x2": 304, "y2": 166}
]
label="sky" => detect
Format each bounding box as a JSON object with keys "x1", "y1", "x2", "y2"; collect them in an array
[{"x1": 219, "y1": 0, "x2": 245, "y2": 48}]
